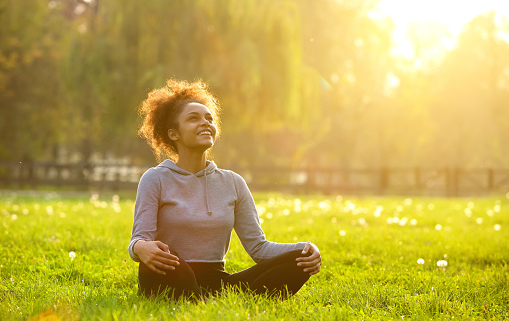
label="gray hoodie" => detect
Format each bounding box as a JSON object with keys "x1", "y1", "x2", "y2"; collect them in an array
[{"x1": 128, "y1": 160, "x2": 306, "y2": 263}]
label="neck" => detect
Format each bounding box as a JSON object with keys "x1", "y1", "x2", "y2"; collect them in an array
[{"x1": 176, "y1": 150, "x2": 208, "y2": 174}]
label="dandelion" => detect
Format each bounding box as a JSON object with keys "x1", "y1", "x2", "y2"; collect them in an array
[
  {"x1": 487, "y1": 209, "x2": 494, "y2": 217},
  {"x1": 11, "y1": 214, "x2": 18, "y2": 220},
  {"x1": 374, "y1": 206, "x2": 383, "y2": 217},
  {"x1": 398, "y1": 217, "x2": 408, "y2": 226},
  {"x1": 404, "y1": 198, "x2": 413, "y2": 206},
  {"x1": 494, "y1": 224, "x2": 501, "y2": 231},
  {"x1": 112, "y1": 194, "x2": 120, "y2": 203},
  {"x1": 417, "y1": 258, "x2": 425, "y2": 265},
  {"x1": 410, "y1": 219, "x2": 418, "y2": 226},
  {"x1": 435, "y1": 224, "x2": 443, "y2": 231},
  {"x1": 318, "y1": 201, "x2": 330, "y2": 211},
  {"x1": 428, "y1": 203, "x2": 435, "y2": 210},
  {"x1": 69, "y1": 251, "x2": 76, "y2": 260},
  {"x1": 494, "y1": 205, "x2": 501, "y2": 213},
  {"x1": 464, "y1": 208, "x2": 472, "y2": 217},
  {"x1": 476, "y1": 218, "x2": 483, "y2": 224},
  {"x1": 437, "y1": 260, "x2": 448, "y2": 267},
  {"x1": 330, "y1": 217, "x2": 337, "y2": 224},
  {"x1": 339, "y1": 230, "x2": 346, "y2": 236},
  {"x1": 282, "y1": 209, "x2": 290, "y2": 216},
  {"x1": 266, "y1": 213, "x2": 273, "y2": 219}
]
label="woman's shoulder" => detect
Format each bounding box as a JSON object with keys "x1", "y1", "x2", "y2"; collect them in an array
[
  {"x1": 139, "y1": 165, "x2": 165, "y2": 183},
  {"x1": 215, "y1": 167, "x2": 245, "y2": 182}
]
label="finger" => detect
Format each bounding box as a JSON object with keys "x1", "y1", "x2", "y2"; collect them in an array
[
  {"x1": 159, "y1": 251, "x2": 180, "y2": 262},
  {"x1": 153, "y1": 260, "x2": 177, "y2": 272},
  {"x1": 155, "y1": 241, "x2": 170, "y2": 252},
  {"x1": 297, "y1": 258, "x2": 321, "y2": 268},
  {"x1": 301, "y1": 243, "x2": 311, "y2": 255},
  {"x1": 303, "y1": 263, "x2": 321, "y2": 272},
  {"x1": 157, "y1": 256, "x2": 180, "y2": 267},
  {"x1": 296, "y1": 252, "x2": 320, "y2": 262},
  {"x1": 308, "y1": 267, "x2": 321, "y2": 276},
  {"x1": 303, "y1": 263, "x2": 321, "y2": 274},
  {"x1": 149, "y1": 263, "x2": 170, "y2": 275}
]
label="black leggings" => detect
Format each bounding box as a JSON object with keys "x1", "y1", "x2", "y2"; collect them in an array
[{"x1": 138, "y1": 249, "x2": 311, "y2": 300}]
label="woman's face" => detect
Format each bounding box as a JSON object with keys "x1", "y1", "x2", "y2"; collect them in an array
[{"x1": 168, "y1": 102, "x2": 217, "y2": 152}]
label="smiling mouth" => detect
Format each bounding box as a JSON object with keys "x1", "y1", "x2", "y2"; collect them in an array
[{"x1": 198, "y1": 130, "x2": 212, "y2": 136}]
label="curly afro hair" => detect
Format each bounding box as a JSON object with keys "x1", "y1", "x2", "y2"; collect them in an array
[{"x1": 138, "y1": 79, "x2": 221, "y2": 161}]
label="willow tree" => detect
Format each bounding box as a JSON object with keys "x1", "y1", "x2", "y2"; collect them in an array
[
  {"x1": 0, "y1": 0, "x2": 69, "y2": 161},
  {"x1": 429, "y1": 11, "x2": 509, "y2": 167}
]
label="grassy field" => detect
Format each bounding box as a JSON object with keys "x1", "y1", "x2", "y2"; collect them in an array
[{"x1": 0, "y1": 190, "x2": 508, "y2": 320}]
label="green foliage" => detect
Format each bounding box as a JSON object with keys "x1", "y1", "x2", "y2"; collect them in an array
[
  {"x1": 2, "y1": 0, "x2": 509, "y2": 169},
  {"x1": 0, "y1": 192, "x2": 508, "y2": 320}
]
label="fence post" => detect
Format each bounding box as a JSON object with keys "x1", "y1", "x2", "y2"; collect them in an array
[
  {"x1": 487, "y1": 168, "x2": 494, "y2": 191},
  {"x1": 414, "y1": 167, "x2": 421, "y2": 190},
  {"x1": 446, "y1": 167, "x2": 459, "y2": 197}
]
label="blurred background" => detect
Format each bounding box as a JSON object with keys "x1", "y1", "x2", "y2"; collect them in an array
[{"x1": 1, "y1": 0, "x2": 509, "y2": 195}]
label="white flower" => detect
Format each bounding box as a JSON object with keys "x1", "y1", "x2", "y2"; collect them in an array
[
  {"x1": 339, "y1": 230, "x2": 346, "y2": 236},
  {"x1": 437, "y1": 260, "x2": 448, "y2": 267},
  {"x1": 494, "y1": 224, "x2": 501, "y2": 231},
  {"x1": 69, "y1": 251, "x2": 76, "y2": 260},
  {"x1": 435, "y1": 224, "x2": 443, "y2": 231},
  {"x1": 417, "y1": 258, "x2": 425, "y2": 265}
]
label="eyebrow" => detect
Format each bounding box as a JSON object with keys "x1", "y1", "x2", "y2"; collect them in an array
[{"x1": 185, "y1": 111, "x2": 212, "y2": 117}]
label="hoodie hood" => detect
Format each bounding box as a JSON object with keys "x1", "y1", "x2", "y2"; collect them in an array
[
  {"x1": 157, "y1": 159, "x2": 216, "y2": 216},
  {"x1": 157, "y1": 159, "x2": 217, "y2": 177}
]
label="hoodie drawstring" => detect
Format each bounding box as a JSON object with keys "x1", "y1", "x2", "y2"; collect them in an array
[{"x1": 204, "y1": 169, "x2": 212, "y2": 216}]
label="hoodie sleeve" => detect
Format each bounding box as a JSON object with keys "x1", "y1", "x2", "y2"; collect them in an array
[
  {"x1": 231, "y1": 172, "x2": 306, "y2": 263},
  {"x1": 128, "y1": 168, "x2": 161, "y2": 262}
]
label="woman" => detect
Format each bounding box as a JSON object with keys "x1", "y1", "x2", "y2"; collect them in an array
[{"x1": 129, "y1": 79, "x2": 321, "y2": 300}]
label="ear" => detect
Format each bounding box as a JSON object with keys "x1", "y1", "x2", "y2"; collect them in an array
[{"x1": 168, "y1": 129, "x2": 179, "y2": 141}]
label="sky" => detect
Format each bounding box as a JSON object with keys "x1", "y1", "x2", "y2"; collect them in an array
[{"x1": 373, "y1": 0, "x2": 509, "y2": 58}]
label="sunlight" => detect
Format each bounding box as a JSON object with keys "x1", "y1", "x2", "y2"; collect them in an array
[{"x1": 373, "y1": 0, "x2": 509, "y2": 58}]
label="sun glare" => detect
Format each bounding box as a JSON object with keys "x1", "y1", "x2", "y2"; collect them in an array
[{"x1": 373, "y1": 0, "x2": 509, "y2": 59}]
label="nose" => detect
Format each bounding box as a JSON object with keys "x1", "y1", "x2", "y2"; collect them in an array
[{"x1": 200, "y1": 117, "x2": 213, "y2": 126}]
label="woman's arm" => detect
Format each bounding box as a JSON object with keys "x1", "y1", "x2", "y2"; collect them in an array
[{"x1": 231, "y1": 172, "x2": 316, "y2": 264}]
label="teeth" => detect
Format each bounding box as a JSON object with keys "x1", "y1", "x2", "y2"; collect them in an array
[{"x1": 199, "y1": 131, "x2": 211, "y2": 135}]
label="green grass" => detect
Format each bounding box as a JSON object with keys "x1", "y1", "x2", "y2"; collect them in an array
[{"x1": 1, "y1": 191, "x2": 508, "y2": 320}]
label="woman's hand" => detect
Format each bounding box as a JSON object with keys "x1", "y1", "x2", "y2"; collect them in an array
[
  {"x1": 133, "y1": 240, "x2": 180, "y2": 275},
  {"x1": 296, "y1": 242, "x2": 321, "y2": 276}
]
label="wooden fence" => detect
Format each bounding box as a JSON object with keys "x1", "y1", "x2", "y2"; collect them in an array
[{"x1": 1, "y1": 161, "x2": 509, "y2": 196}]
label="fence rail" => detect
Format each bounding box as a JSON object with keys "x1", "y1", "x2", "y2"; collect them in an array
[{"x1": 1, "y1": 161, "x2": 509, "y2": 196}]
